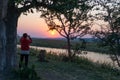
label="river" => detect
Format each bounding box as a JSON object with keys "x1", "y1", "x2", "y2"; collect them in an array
[{"x1": 18, "y1": 45, "x2": 119, "y2": 68}]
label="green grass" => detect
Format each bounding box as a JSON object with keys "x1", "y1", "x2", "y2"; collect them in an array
[
  {"x1": 26, "y1": 50, "x2": 120, "y2": 80},
  {"x1": 15, "y1": 38, "x2": 120, "y2": 80},
  {"x1": 18, "y1": 38, "x2": 110, "y2": 54},
  {"x1": 31, "y1": 38, "x2": 68, "y2": 49},
  {"x1": 14, "y1": 46, "x2": 120, "y2": 80},
  {"x1": 24, "y1": 38, "x2": 108, "y2": 54}
]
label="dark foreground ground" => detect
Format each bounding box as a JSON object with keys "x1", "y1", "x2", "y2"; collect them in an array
[
  {"x1": 0, "y1": 52, "x2": 120, "y2": 80},
  {"x1": 29, "y1": 54, "x2": 120, "y2": 80}
]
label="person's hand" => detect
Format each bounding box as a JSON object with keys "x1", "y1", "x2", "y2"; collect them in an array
[
  {"x1": 27, "y1": 35, "x2": 30, "y2": 38},
  {"x1": 28, "y1": 35, "x2": 32, "y2": 40}
]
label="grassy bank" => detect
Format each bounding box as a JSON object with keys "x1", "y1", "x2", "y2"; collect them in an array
[
  {"x1": 27, "y1": 38, "x2": 108, "y2": 54},
  {"x1": 13, "y1": 48, "x2": 120, "y2": 80},
  {"x1": 18, "y1": 38, "x2": 109, "y2": 53}
]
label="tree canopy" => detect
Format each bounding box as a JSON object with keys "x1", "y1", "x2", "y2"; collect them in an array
[
  {"x1": 90, "y1": 0, "x2": 120, "y2": 67},
  {"x1": 40, "y1": 0, "x2": 92, "y2": 59}
]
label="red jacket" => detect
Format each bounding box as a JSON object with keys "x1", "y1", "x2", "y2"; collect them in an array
[{"x1": 20, "y1": 37, "x2": 32, "y2": 50}]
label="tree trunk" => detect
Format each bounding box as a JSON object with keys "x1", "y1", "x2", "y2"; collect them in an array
[
  {"x1": 116, "y1": 38, "x2": 120, "y2": 67},
  {"x1": 0, "y1": 0, "x2": 8, "y2": 18},
  {"x1": 114, "y1": 54, "x2": 120, "y2": 67},
  {"x1": 0, "y1": 20, "x2": 6, "y2": 70},
  {"x1": 67, "y1": 36, "x2": 72, "y2": 60},
  {"x1": 0, "y1": 0, "x2": 8, "y2": 71},
  {"x1": 5, "y1": 6, "x2": 20, "y2": 69}
]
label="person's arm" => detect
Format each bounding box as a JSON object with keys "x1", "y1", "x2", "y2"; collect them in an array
[{"x1": 28, "y1": 35, "x2": 32, "y2": 43}]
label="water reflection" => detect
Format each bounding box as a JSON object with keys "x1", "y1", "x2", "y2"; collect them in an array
[
  {"x1": 30, "y1": 46, "x2": 113, "y2": 63},
  {"x1": 18, "y1": 45, "x2": 118, "y2": 68}
]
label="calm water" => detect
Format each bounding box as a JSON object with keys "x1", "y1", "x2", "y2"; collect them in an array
[
  {"x1": 18, "y1": 45, "x2": 119, "y2": 68},
  {"x1": 30, "y1": 46, "x2": 113, "y2": 63}
]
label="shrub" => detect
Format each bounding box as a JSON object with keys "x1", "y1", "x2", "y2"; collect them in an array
[
  {"x1": 13, "y1": 65, "x2": 40, "y2": 80},
  {"x1": 30, "y1": 48, "x2": 40, "y2": 56},
  {"x1": 37, "y1": 50, "x2": 49, "y2": 62}
]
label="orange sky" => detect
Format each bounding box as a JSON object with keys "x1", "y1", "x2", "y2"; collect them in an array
[
  {"x1": 17, "y1": 12, "x2": 61, "y2": 38},
  {"x1": 17, "y1": 12, "x2": 106, "y2": 38}
]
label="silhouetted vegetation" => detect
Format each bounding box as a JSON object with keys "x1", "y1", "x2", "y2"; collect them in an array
[
  {"x1": 13, "y1": 65, "x2": 40, "y2": 80},
  {"x1": 90, "y1": 0, "x2": 120, "y2": 67},
  {"x1": 41, "y1": 0, "x2": 92, "y2": 60},
  {"x1": 27, "y1": 38, "x2": 108, "y2": 54},
  {"x1": 25, "y1": 49, "x2": 120, "y2": 80}
]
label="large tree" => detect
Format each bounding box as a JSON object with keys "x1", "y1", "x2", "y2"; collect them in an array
[
  {"x1": 91, "y1": 0, "x2": 120, "y2": 67},
  {"x1": 1, "y1": 0, "x2": 89, "y2": 70},
  {"x1": 41, "y1": 0, "x2": 91, "y2": 59},
  {"x1": 0, "y1": 0, "x2": 8, "y2": 70},
  {"x1": 6, "y1": 0, "x2": 73, "y2": 70}
]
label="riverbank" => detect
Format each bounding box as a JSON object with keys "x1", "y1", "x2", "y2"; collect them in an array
[
  {"x1": 26, "y1": 38, "x2": 108, "y2": 54},
  {"x1": 26, "y1": 52, "x2": 120, "y2": 80},
  {"x1": 17, "y1": 45, "x2": 117, "y2": 68}
]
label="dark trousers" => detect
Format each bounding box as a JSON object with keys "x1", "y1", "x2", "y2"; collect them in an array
[{"x1": 19, "y1": 54, "x2": 29, "y2": 68}]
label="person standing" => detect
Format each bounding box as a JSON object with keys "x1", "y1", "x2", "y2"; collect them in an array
[{"x1": 19, "y1": 33, "x2": 32, "y2": 68}]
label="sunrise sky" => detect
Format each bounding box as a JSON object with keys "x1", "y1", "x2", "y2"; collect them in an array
[
  {"x1": 17, "y1": 11, "x2": 105, "y2": 38},
  {"x1": 17, "y1": 12, "x2": 61, "y2": 38}
]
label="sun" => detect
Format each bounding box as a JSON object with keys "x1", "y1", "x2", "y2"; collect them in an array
[
  {"x1": 50, "y1": 30, "x2": 55, "y2": 35},
  {"x1": 51, "y1": 31, "x2": 55, "y2": 35},
  {"x1": 48, "y1": 30, "x2": 60, "y2": 38}
]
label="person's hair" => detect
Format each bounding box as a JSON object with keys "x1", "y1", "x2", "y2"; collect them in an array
[{"x1": 23, "y1": 33, "x2": 28, "y2": 38}]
